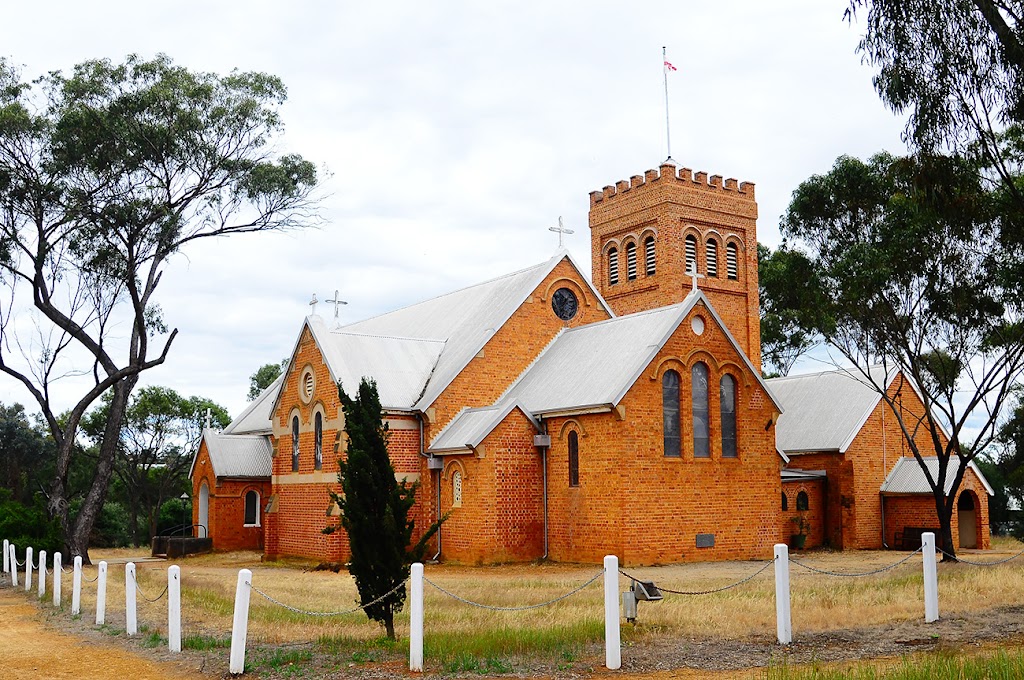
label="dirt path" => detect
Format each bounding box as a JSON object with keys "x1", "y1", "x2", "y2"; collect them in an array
[{"x1": 0, "y1": 587, "x2": 204, "y2": 679}]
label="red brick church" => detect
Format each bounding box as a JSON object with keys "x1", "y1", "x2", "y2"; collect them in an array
[{"x1": 190, "y1": 162, "x2": 992, "y2": 564}]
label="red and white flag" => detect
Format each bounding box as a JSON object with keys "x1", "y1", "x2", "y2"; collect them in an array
[{"x1": 664, "y1": 60, "x2": 677, "y2": 71}]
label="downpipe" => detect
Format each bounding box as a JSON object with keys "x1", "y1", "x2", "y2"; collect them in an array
[{"x1": 417, "y1": 414, "x2": 442, "y2": 562}]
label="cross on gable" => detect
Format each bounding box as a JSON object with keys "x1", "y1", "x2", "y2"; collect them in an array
[
  {"x1": 326, "y1": 289, "x2": 348, "y2": 321},
  {"x1": 686, "y1": 265, "x2": 705, "y2": 292},
  {"x1": 548, "y1": 216, "x2": 574, "y2": 248},
  {"x1": 308, "y1": 293, "x2": 319, "y2": 316}
]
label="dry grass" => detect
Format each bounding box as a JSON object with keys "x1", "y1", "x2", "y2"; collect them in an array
[{"x1": 65, "y1": 538, "x2": 1024, "y2": 660}]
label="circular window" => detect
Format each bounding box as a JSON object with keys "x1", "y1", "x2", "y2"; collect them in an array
[
  {"x1": 691, "y1": 316, "x2": 706, "y2": 336},
  {"x1": 301, "y1": 369, "x2": 315, "y2": 402},
  {"x1": 551, "y1": 287, "x2": 579, "y2": 321}
]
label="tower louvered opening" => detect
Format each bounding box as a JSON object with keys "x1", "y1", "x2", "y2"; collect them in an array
[
  {"x1": 726, "y1": 242, "x2": 738, "y2": 280},
  {"x1": 626, "y1": 242, "x2": 637, "y2": 280},
  {"x1": 706, "y1": 239, "x2": 718, "y2": 278}
]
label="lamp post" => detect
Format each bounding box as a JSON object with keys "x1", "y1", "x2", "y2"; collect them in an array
[{"x1": 180, "y1": 492, "x2": 189, "y2": 535}]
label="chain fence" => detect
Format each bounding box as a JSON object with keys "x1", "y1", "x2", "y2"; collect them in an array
[
  {"x1": 789, "y1": 547, "x2": 923, "y2": 577},
  {"x1": 937, "y1": 545, "x2": 1024, "y2": 566},
  {"x1": 423, "y1": 569, "x2": 604, "y2": 611},
  {"x1": 131, "y1": 571, "x2": 168, "y2": 603},
  {"x1": 619, "y1": 558, "x2": 776, "y2": 596},
  {"x1": 247, "y1": 577, "x2": 408, "y2": 617}
]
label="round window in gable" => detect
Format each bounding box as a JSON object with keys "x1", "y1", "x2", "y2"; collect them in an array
[
  {"x1": 691, "y1": 316, "x2": 706, "y2": 336},
  {"x1": 551, "y1": 287, "x2": 579, "y2": 321},
  {"x1": 301, "y1": 369, "x2": 315, "y2": 403}
]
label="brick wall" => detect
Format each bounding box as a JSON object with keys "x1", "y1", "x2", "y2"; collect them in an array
[
  {"x1": 780, "y1": 480, "x2": 826, "y2": 549},
  {"x1": 589, "y1": 163, "x2": 761, "y2": 370},
  {"x1": 884, "y1": 470, "x2": 991, "y2": 551},
  {"x1": 190, "y1": 444, "x2": 269, "y2": 551}
]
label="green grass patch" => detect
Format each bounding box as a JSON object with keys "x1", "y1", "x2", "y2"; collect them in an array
[
  {"x1": 763, "y1": 649, "x2": 1024, "y2": 679},
  {"x1": 442, "y1": 652, "x2": 514, "y2": 674},
  {"x1": 183, "y1": 633, "x2": 232, "y2": 650},
  {"x1": 249, "y1": 647, "x2": 314, "y2": 673},
  {"x1": 314, "y1": 634, "x2": 399, "y2": 663},
  {"x1": 423, "y1": 619, "x2": 600, "y2": 667},
  {"x1": 140, "y1": 630, "x2": 164, "y2": 648}
]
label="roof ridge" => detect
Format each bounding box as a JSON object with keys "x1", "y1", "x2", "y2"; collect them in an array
[
  {"x1": 559, "y1": 297, "x2": 693, "y2": 335},
  {"x1": 329, "y1": 329, "x2": 447, "y2": 343},
  {"x1": 495, "y1": 327, "x2": 568, "y2": 404},
  {"x1": 767, "y1": 363, "x2": 887, "y2": 383}
]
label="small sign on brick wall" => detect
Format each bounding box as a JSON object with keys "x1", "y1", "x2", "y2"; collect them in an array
[{"x1": 695, "y1": 533, "x2": 715, "y2": 548}]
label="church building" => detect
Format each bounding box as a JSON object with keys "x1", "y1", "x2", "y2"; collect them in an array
[{"x1": 189, "y1": 162, "x2": 992, "y2": 564}]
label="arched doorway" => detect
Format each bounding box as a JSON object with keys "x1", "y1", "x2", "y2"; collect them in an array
[
  {"x1": 198, "y1": 481, "x2": 210, "y2": 538},
  {"x1": 958, "y1": 492, "x2": 977, "y2": 549}
]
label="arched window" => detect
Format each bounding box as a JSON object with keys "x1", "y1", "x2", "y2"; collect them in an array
[
  {"x1": 244, "y1": 490, "x2": 260, "y2": 526},
  {"x1": 568, "y1": 431, "x2": 580, "y2": 487},
  {"x1": 706, "y1": 239, "x2": 719, "y2": 278},
  {"x1": 720, "y1": 374, "x2": 737, "y2": 458},
  {"x1": 314, "y1": 412, "x2": 323, "y2": 470},
  {"x1": 726, "y1": 242, "x2": 739, "y2": 280},
  {"x1": 796, "y1": 491, "x2": 809, "y2": 511},
  {"x1": 608, "y1": 248, "x2": 619, "y2": 285},
  {"x1": 291, "y1": 416, "x2": 300, "y2": 472},
  {"x1": 644, "y1": 236, "x2": 656, "y2": 275},
  {"x1": 781, "y1": 492, "x2": 789, "y2": 511},
  {"x1": 692, "y1": 362, "x2": 710, "y2": 458},
  {"x1": 685, "y1": 235, "x2": 698, "y2": 274},
  {"x1": 626, "y1": 242, "x2": 638, "y2": 280},
  {"x1": 663, "y1": 370, "x2": 681, "y2": 457},
  {"x1": 452, "y1": 470, "x2": 463, "y2": 508}
]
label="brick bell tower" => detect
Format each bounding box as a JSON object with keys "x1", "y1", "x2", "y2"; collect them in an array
[{"x1": 589, "y1": 162, "x2": 761, "y2": 369}]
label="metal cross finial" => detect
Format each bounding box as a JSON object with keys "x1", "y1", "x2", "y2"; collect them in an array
[
  {"x1": 687, "y1": 264, "x2": 705, "y2": 292},
  {"x1": 548, "y1": 216, "x2": 574, "y2": 248},
  {"x1": 326, "y1": 289, "x2": 348, "y2": 321},
  {"x1": 308, "y1": 293, "x2": 319, "y2": 316}
]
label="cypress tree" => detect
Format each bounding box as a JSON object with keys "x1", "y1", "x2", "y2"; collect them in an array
[{"x1": 325, "y1": 378, "x2": 441, "y2": 639}]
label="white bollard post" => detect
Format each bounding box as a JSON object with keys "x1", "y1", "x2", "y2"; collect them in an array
[
  {"x1": 168, "y1": 565, "x2": 181, "y2": 653},
  {"x1": 229, "y1": 569, "x2": 253, "y2": 674},
  {"x1": 53, "y1": 553, "x2": 62, "y2": 607},
  {"x1": 774, "y1": 543, "x2": 793, "y2": 644},
  {"x1": 10, "y1": 545, "x2": 17, "y2": 587},
  {"x1": 409, "y1": 563, "x2": 424, "y2": 672},
  {"x1": 2, "y1": 538, "x2": 8, "y2": 575},
  {"x1": 37, "y1": 550, "x2": 46, "y2": 598},
  {"x1": 604, "y1": 555, "x2": 621, "y2": 670},
  {"x1": 125, "y1": 562, "x2": 137, "y2": 636},
  {"x1": 24, "y1": 546, "x2": 33, "y2": 592},
  {"x1": 922, "y1": 532, "x2": 939, "y2": 623},
  {"x1": 95, "y1": 561, "x2": 107, "y2": 625},
  {"x1": 72, "y1": 556, "x2": 82, "y2": 615}
]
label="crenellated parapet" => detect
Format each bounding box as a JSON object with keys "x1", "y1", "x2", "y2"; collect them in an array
[{"x1": 589, "y1": 162, "x2": 755, "y2": 207}]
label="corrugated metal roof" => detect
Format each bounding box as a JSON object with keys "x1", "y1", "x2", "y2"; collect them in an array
[
  {"x1": 309, "y1": 321, "x2": 446, "y2": 409},
  {"x1": 880, "y1": 456, "x2": 994, "y2": 496},
  {"x1": 781, "y1": 468, "x2": 827, "y2": 481},
  {"x1": 341, "y1": 251, "x2": 610, "y2": 411},
  {"x1": 768, "y1": 365, "x2": 890, "y2": 453},
  {"x1": 507, "y1": 301, "x2": 692, "y2": 413},
  {"x1": 204, "y1": 430, "x2": 272, "y2": 478},
  {"x1": 428, "y1": 400, "x2": 540, "y2": 452},
  {"x1": 223, "y1": 375, "x2": 283, "y2": 435}
]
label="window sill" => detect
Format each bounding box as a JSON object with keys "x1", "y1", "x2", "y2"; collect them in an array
[{"x1": 243, "y1": 523, "x2": 260, "y2": 528}]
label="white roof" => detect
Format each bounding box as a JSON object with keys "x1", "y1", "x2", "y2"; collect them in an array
[
  {"x1": 769, "y1": 365, "x2": 891, "y2": 453},
  {"x1": 428, "y1": 400, "x2": 539, "y2": 453},
  {"x1": 880, "y1": 456, "x2": 994, "y2": 496},
  {"x1": 191, "y1": 429, "x2": 272, "y2": 479},
  {"x1": 223, "y1": 375, "x2": 283, "y2": 435}
]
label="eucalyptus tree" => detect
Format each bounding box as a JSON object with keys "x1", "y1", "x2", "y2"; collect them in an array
[
  {"x1": 778, "y1": 151, "x2": 1024, "y2": 559},
  {"x1": 0, "y1": 54, "x2": 318, "y2": 561}
]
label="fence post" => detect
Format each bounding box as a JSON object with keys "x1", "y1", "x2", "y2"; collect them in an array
[
  {"x1": 72, "y1": 556, "x2": 82, "y2": 615},
  {"x1": 126, "y1": 562, "x2": 137, "y2": 636},
  {"x1": 2, "y1": 538, "x2": 7, "y2": 575},
  {"x1": 922, "y1": 532, "x2": 939, "y2": 623},
  {"x1": 25, "y1": 546, "x2": 33, "y2": 592},
  {"x1": 604, "y1": 555, "x2": 621, "y2": 670},
  {"x1": 409, "y1": 563, "x2": 424, "y2": 672},
  {"x1": 96, "y1": 561, "x2": 108, "y2": 625},
  {"x1": 10, "y1": 545, "x2": 17, "y2": 587},
  {"x1": 229, "y1": 568, "x2": 253, "y2": 675},
  {"x1": 37, "y1": 550, "x2": 46, "y2": 599},
  {"x1": 52, "y1": 553, "x2": 61, "y2": 607},
  {"x1": 774, "y1": 544, "x2": 792, "y2": 644},
  {"x1": 168, "y1": 565, "x2": 181, "y2": 653}
]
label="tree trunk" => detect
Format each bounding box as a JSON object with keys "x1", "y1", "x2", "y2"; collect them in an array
[
  {"x1": 934, "y1": 488, "x2": 957, "y2": 562},
  {"x1": 384, "y1": 613, "x2": 395, "y2": 641}
]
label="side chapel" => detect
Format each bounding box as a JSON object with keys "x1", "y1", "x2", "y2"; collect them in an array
[{"x1": 190, "y1": 162, "x2": 992, "y2": 564}]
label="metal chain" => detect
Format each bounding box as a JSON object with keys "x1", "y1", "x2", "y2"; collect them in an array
[
  {"x1": 247, "y1": 577, "x2": 408, "y2": 617},
  {"x1": 790, "y1": 547, "x2": 923, "y2": 577},
  {"x1": 14, "y1": 558, "x2": 25, "y2": 567},
  {"x1": 423, "y1": 570, "x2": 604, "y2": 611},
  {"x1": 131, "y1": 571, "x2": 168, "y2": 602},
  {"x1": 620, "y1": 559, "x2": 776, "y2": 596},
  {"x1": 81, "y1": 571, "x2": 99, "y2": 583},
  {"x1": 60, "y1": 566, "x2": 72, "y2": 574},
  {"x1": 937, "y1": 546, "x2": 1024, "y2": 566}
]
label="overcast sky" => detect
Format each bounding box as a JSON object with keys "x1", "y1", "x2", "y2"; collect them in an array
[{"x1": 1, "y1": 1, "x2": 911, "y2": 421}]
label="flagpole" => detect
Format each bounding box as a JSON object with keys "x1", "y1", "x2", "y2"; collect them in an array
[{"x1": 663, "y1": 46, "x2": 673, "y2": 163}]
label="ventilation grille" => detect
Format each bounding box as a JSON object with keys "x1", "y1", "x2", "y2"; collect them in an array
[
  {"x1": 609, "y1": 249, "x2": 619, "y2": 285},
  {"x1": 726, "y1": 243, "x2": 738, "y2": 280},
  {"x1": 626, "y1": 242, "x2": 637, "y2": 280},
  {"x1": 644, "y1": 237, "x2": 656, "y2": 275},
  {"x1": 685, "y1": 236, "x2": 697, "y2": 275},
  {"x1": 706, "y1": 240, "x2": 718, "y2": 278}
]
